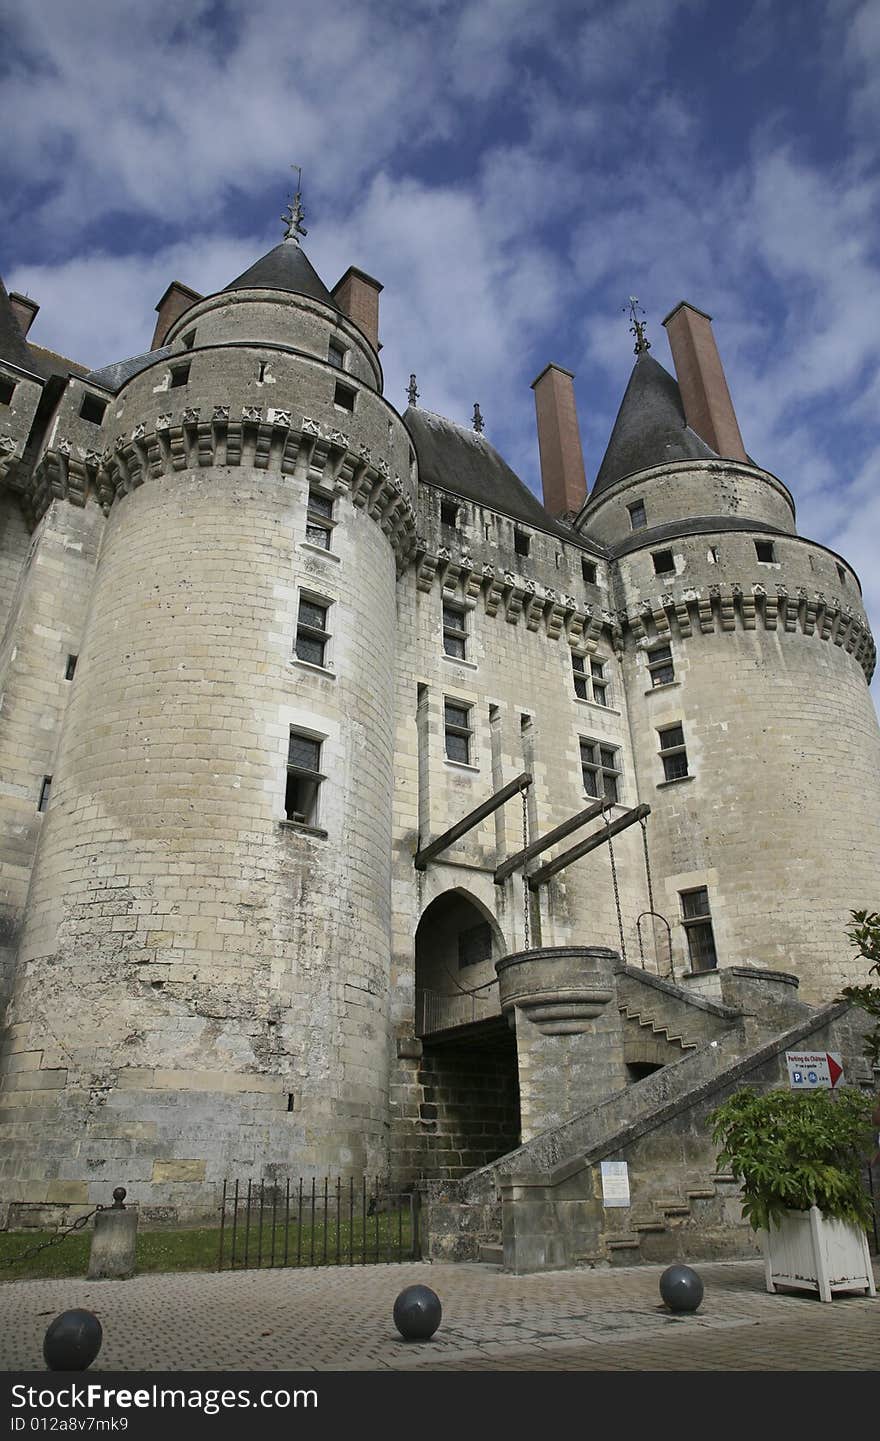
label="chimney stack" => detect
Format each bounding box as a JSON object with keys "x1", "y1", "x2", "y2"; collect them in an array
[
  {"x1": 151, "y1": 281, "x2": 202, "y2": 350},
  {"x1": 331, "y1": 267, "x2": 383, "y2": 352},
  {"x1": 531, "y1": 363, "x2": 588, "y2": 518},
  {"x1": 8, "y1": 292, "x2": 39, "y2": 337},
  {"x1": 662, "y1": 301, "x2": 747, "y2": 462}
]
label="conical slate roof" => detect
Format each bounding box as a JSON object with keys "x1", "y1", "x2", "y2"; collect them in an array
[
  {"x1": 0, "y1": 278, "x2": 39, "y2": 375},
  {"x1": 225, "y1": 239, "x2": 338, "y2": 309},
  {"x1": 592, "y1": 351, "x2": 717, "y2": 494}
]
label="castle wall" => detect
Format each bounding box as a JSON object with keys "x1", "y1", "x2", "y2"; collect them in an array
[
  {"x1": 0, "y1": 489, "x2": 30, "y2": 641},
  {"x1": 581, "y1": 460, "x2": 797, "y2": 548}
]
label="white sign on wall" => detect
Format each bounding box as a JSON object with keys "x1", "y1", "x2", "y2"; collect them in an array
[
  {"x1": 785, "y1": 1051, "x2": 845, "y2": 1090},
  {"x1": 600, "y1": 1160, "x2": 630, "y2": 1208}
]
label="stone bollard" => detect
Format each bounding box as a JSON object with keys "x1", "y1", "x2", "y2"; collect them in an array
[{"x1": 87, "y1": 1188, "x2": 137, "y2": 1280}]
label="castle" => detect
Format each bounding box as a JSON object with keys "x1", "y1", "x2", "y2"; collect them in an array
[{"x1": 2, "y1": 201, "x2": 879, "y2": 1266}]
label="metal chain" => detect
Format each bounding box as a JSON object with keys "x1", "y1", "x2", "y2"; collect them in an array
[
  {"x1": 605, "y1": 803, "x2": 627, "y2": 963},
  {"x1": 640, "y1": 815, "x2": 656, "y2": 917},
  {"x1": 522, "y1": 786, "x2": 530, "y2": 951},
  {"x1": 0, "y1": 1205, "x2": 101, "y2": 1270}
]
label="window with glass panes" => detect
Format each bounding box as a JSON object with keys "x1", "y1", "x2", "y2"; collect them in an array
[
  {"x1": 295, "y1": 596, "x2": 330, "y2": 667},
  {"x1": 658, "y1": 724, "x2": 689, "y2": 780},
  {"x1": 442, "y1": 602, "x2": 468, "y2": 659},
  {"x1": 647, "y1": 643, "x2": 674, "y2": 686},
  {"x1": 444, "y1": 701, "x2": 472, "y2": 764},
  {"x1": 306, "y1": 489, "x2": 334, "y2": 549},
  {"x1": 572, "y1": 653, "x2": 610, "y2": 705},
  {"x1": 628, "y1": 499, "x2": 647, "y2": 530},
  {"x1": 580, "y1": 739, "x2": 620, "y2": 802},
  {"x1": 285, "y1": 731, "x2": 324, "y2": 825},
  {"x1": 680, "y1": 887, "x2": 717, "y2": 971}
]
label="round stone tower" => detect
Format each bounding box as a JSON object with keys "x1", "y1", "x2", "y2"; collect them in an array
[
  {"x1": 3, "y1": 230, "x2": 417, "y2": 1218},
  {"x1": 578, "y1": 305, "x2": 880, "y2": 1003}
]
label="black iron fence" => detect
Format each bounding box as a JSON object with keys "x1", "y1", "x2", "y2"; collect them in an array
[{"x1": 217, "y1": 1177, "x2": 419, "y2": 1271}]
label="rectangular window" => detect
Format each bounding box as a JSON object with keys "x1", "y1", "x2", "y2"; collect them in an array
[
  {"x1": 628, "y1": 499, "x2": 647, "y2": 530},
  {"x1": 285, "y1": 731, "x2": 324, "y2": 825},
  {"x1": 572, "y1": 653, "x2": 611, "y2": 706},
  {"x1": 0, "y1": 375, "x2": 17, "y2": 406},
  {"x1": 580, "y1": 738, "x2": 620, "y2": 803},
  {"x1": 653, "y1": 549, "x2": 675, "y2": 575},
  {"x1": 37, "y1": 776, "x2": 52, "y2": 812},
  {"x1": 444, "y1": 700, "x2": 473, "y2": 765},
  {"x1": 328, "y1": 340, "x2": 345, "y2": 370},
  {"x1": 65, "y1": 654, "x2": 78, "y2": 680},
  {"x1": 295, "y1": 596, "x2": 331, "y2": 667},
  {"x1": 572, "y1": 652, "x2": 588, "y2": 701},
  {"x1": 440, "y1": 499, "x2": 459, "y2": 528},
  {"x1": 647, "y1": 643, "x2": 674, "y2": 687},
  {"x1": 442, "y1": 601, "x2": 468, "y2": 660},
  {"x1": 306, "y1": 489, "x2": 335, "y2": 549},
  {"x1": 79, "y1": 393, "x2": 108, "y2": 424},
  {"x1": 333, "y1": 381, "x2": 356, "y2": 411},
  {"x1": 458, "y1": 922, "x2": 493, "y2": 969},
  {"x1": 755, "y1": 540, "x2": 775, "y2": 562},
  {"x1": 658, "y1": 724, "x2": 689, "y2": 781},
  {"x1": 514, "y1": 528, "x2": 530, "y2": 557},
  {"x1": 680, "y1": 887, "x2": 717, "y2": 972},
  {"x1": 581, "y1": 558, "x2": 597, "y2": 584},
  {"x1": 170, "y1": 364, "x2": 190, "y2": 388}
]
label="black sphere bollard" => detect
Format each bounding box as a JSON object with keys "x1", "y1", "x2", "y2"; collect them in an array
[
  {"x1": 43, "y1": 1310, "x2": 103, "y2": 1371},
  {"x1": 393, "y1": 1284, "x2": 442, "y2": 1341},
  {"x1": 659, "y1": 1264, "x2": 704, "y2": 1313}
]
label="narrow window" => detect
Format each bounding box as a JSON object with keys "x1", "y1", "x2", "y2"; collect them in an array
[
  {"x1": 628, "y1": 499, "x2": 647, "y2": 530},
  {"x1": 295, "y1": 596, "x2": 331, "y2": 667},
  {"x1": 572, "y1": 652, "x2": 589, "y2": 700},
  {"x1": 658, "y1": 724, "x2": 689, "y2": 781},
  {"x1": 707, "y1": 546, "x2": 719, "y2": 564},
  {"x1": 647, "y1": 643, "x2": 674, "y2": 687},
  {"x1": 285, "y1": 731, "x2": 324, "y2": 825},
  {"x1": 440, "y1": 499, "x2": 459, "y2": 528},
  {"x1": 328, "y1": 340, "x2": 345, "y2": 370},
  {"x1": 306, "y1": 489, "x2": 335, "y2": 550},
  {"x1": 65, "y1": 654, "x2": 78, "y2": 680},
  {"x1": 581, "y1": 558, "x2": 597, "y2": 584},
  {"x1": 181, "y1": 330, "x2": 196, "y2": 349},
  {"x1": 444, "y1": 700, "x2": 473, "y2": 764},
  {"x1": 652, "y1": 550, "x2": 675, "y2": 575},
  {"x1": 590, "y1": 658, "x2": 609, "y2": 707},
  {"x1": 755, "y1": 540, "x2": 775, "y2": 562},
  {"x1": 0, "y1": 375, "x2": 16, "y2": 406},
  {"x1": 170, "y1": 363, "x2": 190, "y2": 388},
  {"x1": 580, "y1": 739, "x2": 620, "y2": 803},
  {"x1": 458, "y1": 922, "x2": 492, "y2": 969},
  {"x1": 442, "y1": 601, "x2": 468, "y2": 660},
  {"x1": 836, "y1": 564, "x2": 846, "y2": 585},
  {"x1": 333, "y1": 381, "x2": 356, "y2": 412},
  {"x1": 79, "y1": 393, "x2": 108, "y2": 424},
  {"x1": 37, "y1": 776, "x2": 52, "y2": 812},
  {"x1": 514, "y1": 527, "x2": 530, "y2": 557},
  {"x1": 680, "y1": 888, "x2": 717, "y2": 972},
  {"x1": 258, "y1": 361, "x2": 268, "y2": 381}
]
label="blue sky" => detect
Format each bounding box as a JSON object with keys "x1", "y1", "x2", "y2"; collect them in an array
[{"x1": 1, "y1": 0, "x2": 878, "y2": 683}]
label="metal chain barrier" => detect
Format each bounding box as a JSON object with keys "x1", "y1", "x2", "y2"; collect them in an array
[{"x1": 0, "y1": 1205, "x2": 101, "y2": 1270}]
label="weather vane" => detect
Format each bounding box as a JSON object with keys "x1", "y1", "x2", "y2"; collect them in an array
[
  {"x1": 626, "y1": 296, "x2": 651, "y2": 354},
  {"x1": 282, "y1": 166, "x2": 308, "y2": 242},
  {"x1": 472, "y1": 403, "x2": 484, "y2": 434},
  {"x1": 407, "y1": 374, "x2": 419, "y2": 407}
]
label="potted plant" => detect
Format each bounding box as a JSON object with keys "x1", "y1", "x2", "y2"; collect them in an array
[{"x1": 710, "y1": 1086, "x2": 876, "y2": 1302}]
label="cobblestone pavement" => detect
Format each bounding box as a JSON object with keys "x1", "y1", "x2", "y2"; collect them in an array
[{"x1": 0, "y1": 1259, "x2": 877, "y2": 1372}]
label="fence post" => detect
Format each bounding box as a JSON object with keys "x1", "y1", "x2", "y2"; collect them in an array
[{"x1": 87, "y1": 1188, "x2": 137, "y2": 1280}]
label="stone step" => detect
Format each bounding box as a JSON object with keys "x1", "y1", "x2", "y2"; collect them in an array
[
  {"x1": 608, "y1": 1235, "x2": 641, "y2": 1250},
  {"x1": 687, "y1": 1188, "x2": 717, "y2": 1201},
  {"x1": 478, "y1": 1244, "x2": 503, "y2": 1266},
  {"x1": 633, "y1": 1220, "x2": 667, "y2": 1234}
]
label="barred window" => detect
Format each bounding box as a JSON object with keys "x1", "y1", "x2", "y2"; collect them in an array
[
  {"x1": 295, "y1": 596, "x2": 331, "y2": 668},
  {"x1": 628, "y1": 499, "x2": 647, "y2": 530},
  {"x1": 658, "y1": 724, "x2": 689, "y2": 781},
  {"x1": 680, "y1": 888, "x2": 717, "y2": 972},
  {"x1": 572, "y1": 653, "x2": 611, "y2": 706},
  {"x1": 580, "y1": 738, "x2": 620, "y2": 803},
  {"x1": 285, "y1": 731, "x2": 324, "y2": 826},
  {"x1": 306, "y1": 489, "x2": 335, "y2": 550},
  {"x1": 647, "y1": 643, "x2": 674, "y2": 687},
  {"x1": 458, "y1": 922, "x2": 492, "y2": 969},
  {"x1": 442, "y1": 602, "x2": 468, "y2": 660},
  {"x1": 445, "y1": 700, "x2": 473, "y2": 764}
]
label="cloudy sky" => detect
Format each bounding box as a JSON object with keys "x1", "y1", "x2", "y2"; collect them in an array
[{"x1": 1, "y1": 0, "x2": 878, "y2": 683}]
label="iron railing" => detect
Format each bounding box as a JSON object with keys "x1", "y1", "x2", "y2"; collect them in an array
[{"x1": 217, "y1": 1177, "x2": 419, "y2": 1270}]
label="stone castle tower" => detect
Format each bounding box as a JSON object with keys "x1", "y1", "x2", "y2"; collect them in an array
[{"x1": 1, "y1": 211, "x2": 879, "y2": 1233}]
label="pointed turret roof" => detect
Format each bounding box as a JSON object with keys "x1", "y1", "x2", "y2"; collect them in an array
[
  {"x1": 0, "y1": 278, "x2": 40, "y2": 375},
  {"x1": 592, "y1": 351, "x2": 717, "y2": 494},
  {"x1": 224, "y1": 239, "x2": 338, "y2": 310}
]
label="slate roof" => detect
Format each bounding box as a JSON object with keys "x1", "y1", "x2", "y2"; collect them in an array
[
  {"x1": 404, "y1": 406, "x2": 586, "y2": 543},
  {"x1": 0, "y1": 278, "x2": 41, "y2": 376},
  {"x1": 225, "y1": 239, "x2": 338, "y2": 309},
  {"x1": 86, "y1": 347, "x2": 173, "y2": 392},
  {"x1": 593, "y1": 352, "x2": 717, "y2": 494}
]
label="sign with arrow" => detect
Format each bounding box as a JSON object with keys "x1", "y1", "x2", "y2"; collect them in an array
[{"x1": 785, "y1": 1051, "x2": 845, "y2": 1090}]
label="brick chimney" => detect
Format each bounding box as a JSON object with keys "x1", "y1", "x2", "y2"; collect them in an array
[
  {"x1": 8, "y1": 292, "x2": 39, "y2": 337},
  {"x1": 151, "y1": 281, "x2": 202, "y2": 350},
  {"x1": 662, "y1": 301, "x2": 747, "y2": 461},
  {"x1": 530, "y1": 363, "x2": 588, "y2": 518},
  {"x1": 331, "y1": 267, "x2": 382, "y2": 352}
]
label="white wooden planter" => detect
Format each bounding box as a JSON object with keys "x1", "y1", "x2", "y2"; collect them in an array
[{"x1": 764, "y1": 1206, "x2": 877, "y2": 1302}]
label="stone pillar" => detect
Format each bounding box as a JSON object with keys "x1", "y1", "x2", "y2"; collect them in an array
[
  {"x1": 87, "y1": 1191, "x2": 137, "y2": 1280},
  {"x1": 495, "y1": 946, "x2": 626, "y2": 1141}
]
